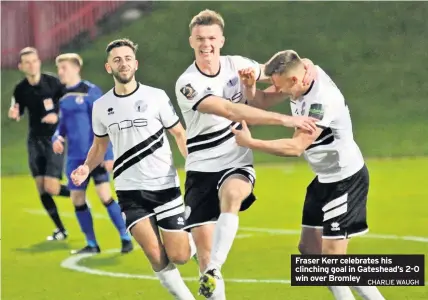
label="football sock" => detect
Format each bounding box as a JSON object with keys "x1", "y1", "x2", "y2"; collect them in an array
[
  {"x1": 351, "y1": 286, "x2": 385, "y2": 299},
  {"x1": 208, "y1": 212, "x2": 239, "y2": 271},
  {"x1": 40, "y1": 193, "x2": 65, "y2": 231},
  {"x1": 327, "y1": 287, "x2": 355, "y2": 300},
  {"x1": 104, "y1": 199, "x2": 130, "y2": 240},
  {"x1": 155, "y1": 262, "x2": 195, "y2": 300},
  {"x1": 58, "y1": 185, "x2": 70, "y2": 197},
  {"x1": 75, "y1": 203, "x2": 97, "y2": 247}
]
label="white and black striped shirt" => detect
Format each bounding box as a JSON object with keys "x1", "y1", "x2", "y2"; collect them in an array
[
  {"x1": 92, "y1": 83, "x2": 180, "y2": 190},
  {"x1": 290, "y1": 66, "x2": 365, "y2": 183},
  {"x1": 176, "y1": 55, "x2": 261, "y2": 172}
]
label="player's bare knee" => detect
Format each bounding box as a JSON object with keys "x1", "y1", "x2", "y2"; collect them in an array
[
  {"x1": 34, "y1": 177, "x2": 45, "y2": 194},
  {"x1": 96, "y1": 183, "x2": 112, "y2": 203},
  {"x1": 298, "y1": 242, "x2": 321, "y2": 254},
  {"x1": 165, "y1": 247, "x2": 190, "y2": 265},
  {"x1": 219, "y1": 187, "x2": 249, "y2": 212},
  {"x1": 144, "y1": 244, "x2": 169, "y2": 271},
  {"x1": 43, "y1": 177, "x2": 60, "y2": 195},
  {"x1": 71, "y1": 191, "x2": 86, "y2": 207},
  {"x1": 322, "y1": 239, "x2": 348, "y2": 255}
]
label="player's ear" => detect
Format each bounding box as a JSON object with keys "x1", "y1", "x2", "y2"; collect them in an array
[
  {"x1": 189, "y1": 36, "x2": 195, "y2": 49},
  {"x1": 135, "y1": 60, "x2": 139, "y2": 70},
  {"x1": 219, "y1": 35, "x2": 225, "y2": 49},
  {"x1": 105, "y1": 62, "x2": 112, "y2": 74},
  {"x1": 18, "y1": 62, "x2": 22, "y2": 71}
]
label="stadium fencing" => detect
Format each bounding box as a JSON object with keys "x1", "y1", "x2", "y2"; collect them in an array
[{"x1": 1, "y1": 1, "x2": 127, "y2": 68}]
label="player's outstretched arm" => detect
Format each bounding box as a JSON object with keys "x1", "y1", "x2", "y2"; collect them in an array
[
  {"x1": 167, "y1": 122, "x2": 188, "y2": 158},
  {"x1": 197, "y1": 96, "x2": 317, "y2": 132},
  {"x1": 232, "y1": 120, "x2": 323, "y2": 157}
]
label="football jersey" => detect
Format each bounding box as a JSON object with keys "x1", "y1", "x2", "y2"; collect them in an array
[
  {"x1": 290, "y1": 66, "x2": 365, "y2": 183},
  {"x1": 52, "y1": 80, "x2": 113, "y2": 160},
  {"x1": 176, "y1": 55, "x2": 261, "y2": 172},
  {"x1": 92, "y1": 83, "x2": 180, "y2": 191}
]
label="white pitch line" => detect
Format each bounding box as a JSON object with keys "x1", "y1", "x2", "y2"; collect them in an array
[
  {"x1": 24, "y1": 209, "x2": 428, "y2": 243},
  {"x1": 61, "y1": 249, "x2": 428, "y2": 285},
  {"x1": 60, "y1": 249, "x2": 290, "y2": 284}
]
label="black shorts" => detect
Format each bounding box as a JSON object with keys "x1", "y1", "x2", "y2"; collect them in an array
[
  {"x1": 183, "y1": 165, "x2": 257, "y2": 231},
  {"x1": 27, "y1": 136, "x2": 64, "y2": 179},
  {"x1": 117, "y1": 187, "x2": 186, "y2": 232},
  {"x1": 302, "y1": 165, "x2": 369, "y2": 239}
]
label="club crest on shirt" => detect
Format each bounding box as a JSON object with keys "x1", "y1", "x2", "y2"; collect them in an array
[
  {"x1": 227, "y1": 76, "x2": 238, "y2": 87},
  {"x1": 43, "y1": 98, "x2": 54, "y2": 111},
  {"x1": 308, "y1": 103, "x2": 324, "y2": 120},
  {"x1": 134, "y1": 100, "x2": 147, "y2": 113},
  {"x1": 180, "y1": 83, "x2": 197, "y2": 100},
  {"x1": 75, "y1": 96, "x2": 84, "y2": 104}
]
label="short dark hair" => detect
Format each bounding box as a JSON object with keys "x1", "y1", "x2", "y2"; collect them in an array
[
  {"x1": 105, "y1": 38, "x2": 138, "y2": 56},
  {"x1": 19, "y1": 47, "x2": 38, "y2": 62},
  {"x1": 264, "y1": 50, "x2": 301, "y2": 77}
]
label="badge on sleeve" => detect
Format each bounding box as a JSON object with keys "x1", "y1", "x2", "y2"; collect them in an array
[
  {"x1": 308, "y1": 103, "x2": 324, "y2": 120},
  {"x1": 180, "y1": 84, "x2": 197, "y2": 100}
]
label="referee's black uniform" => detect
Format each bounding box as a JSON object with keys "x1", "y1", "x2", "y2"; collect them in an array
[{"x1": 12, "y1": 73, "x2": 66, "y2": 179}]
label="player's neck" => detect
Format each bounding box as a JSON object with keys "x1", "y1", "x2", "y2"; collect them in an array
[
  {"x1": 26, "y1": 73, "x2": 41, "y2": 86},
  {"x1": 115, "y1": 79, "x2": 138, "y2": 96},
  {"x1": 195, "y1": 58, "x2": 220, "y2": 76},
  {"x1": 300, "y1": 80, "x2": 315, "y2": 97},
  {"x1": 66, "y1": 77, "x2": 81, "y2": 88}
]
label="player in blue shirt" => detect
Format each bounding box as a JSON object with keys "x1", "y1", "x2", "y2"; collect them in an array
[{"x1": 52, "y1": 53, "x2": 133, "y2": 255}]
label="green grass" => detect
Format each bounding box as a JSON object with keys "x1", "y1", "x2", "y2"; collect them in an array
[
  {"x1": 2, "y1": 158, "x2": 428, "y2": 299},
  {"x1": 2, "y1": 1, "x2": 428, "y2": 175}
]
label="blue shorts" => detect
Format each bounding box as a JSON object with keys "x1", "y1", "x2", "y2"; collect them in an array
[{"x1": 66, "y1": 159, "x2": 110, "y2": 190}]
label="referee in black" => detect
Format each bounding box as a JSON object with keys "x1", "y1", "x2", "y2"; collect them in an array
[{"x1": 8, "y1": 47, "x2": 70, "y2": 241}]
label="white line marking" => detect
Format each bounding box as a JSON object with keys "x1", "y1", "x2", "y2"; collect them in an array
[
  {"x1": 60, "y1": 249, "x2": 290, "y2": 284},
  {"x1": 60, "y1": 249, "x2": 428, "y2": 285},
  {"x1": 25, "y1": 209, "x2": 428, "y2": 243}
]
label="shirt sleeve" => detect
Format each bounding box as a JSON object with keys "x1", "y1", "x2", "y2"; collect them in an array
[
  {"x1": 11, "y1": 87, "x2": 25, "y2": 115},
  {"x1": 92, "y1": 102, "x2": 108, "y2": 137},
  {"x1": 52, "y1": 108, "x2": 67, "y2": 141},
  {"x1": 308, "y1": 93, "x2": 338, "y2": 129},
  {"x1": 86, "y1": 86, "x2": 103, "y2": 124},
  {"x1": 230, "y1": 55, "x2": 262, "y2": 81},
  {"x1": 175, "y1": 76, "x2": 214, "y2": 112},
  {"x1": 158, "y1": 90, "x2": 180, "y2": 129}
]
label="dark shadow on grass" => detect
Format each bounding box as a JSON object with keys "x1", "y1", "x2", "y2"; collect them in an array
[
  {"x1": 81, "y1": 252, "x2": 124, "y2": 267},
  {"x1": 14, "y1": 241, "x2": 72, "y2": 253}
]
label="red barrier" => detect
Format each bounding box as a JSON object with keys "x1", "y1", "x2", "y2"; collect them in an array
[{"x1": 1, "y1": 1, "x2": 126, "y2": 68}]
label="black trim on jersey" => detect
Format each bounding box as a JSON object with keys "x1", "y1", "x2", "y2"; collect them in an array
[
  {"x1": 195, "y1": 62, "x2": 221, "y2": 78},
  {"x1": 94, "y1": 133, "x2": 108, "y2": 137},
  {"x1": 113, "y1": 127, "x2": 164, "y2": 170},
  {"x1": 303, "y1": 80, "x2": 315, "y2": 96},
  {"x1": 164, "y1": 118, "x2": 180, "y2": 129},
  {"x1": 187, "y1": 122, "x2": 242, "y2": 154},
  {"x1": 192, "y1": 94, "x2": 213, "y2": 111},
  {"x1": 113, "y1": 138, "x2": 164, "y2": 179},
  {"x1": 113, "y1": 82, "x2": 140, "y2": 98},
  {"x1": 306, "y1": 127, "x2": 334, "y2": 150},
  {"x1": 316, "y1": 124, "x2": 327, "y2": 129}
]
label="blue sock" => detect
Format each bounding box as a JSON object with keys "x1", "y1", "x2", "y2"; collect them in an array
[
  {"x1": 75, "y1": 203, "x2": 97, "y2": 247},
  {"x1": 105, "y1": 199, "x2": 130, "y2": 241}
]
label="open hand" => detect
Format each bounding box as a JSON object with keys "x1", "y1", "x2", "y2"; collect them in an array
[{"x1": 71, "y1": 165, "x2": 90, "y2": 186}]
